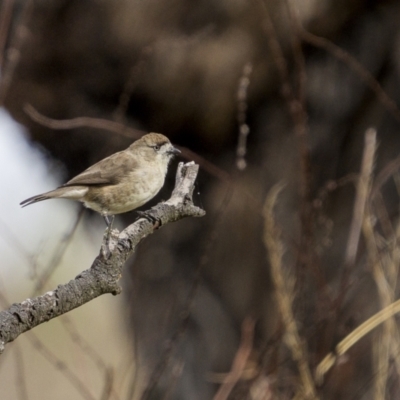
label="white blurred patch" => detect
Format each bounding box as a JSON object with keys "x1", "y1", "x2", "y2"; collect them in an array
[{"x1": 0, "y1": 108, "x2": 83, "y2": 291}]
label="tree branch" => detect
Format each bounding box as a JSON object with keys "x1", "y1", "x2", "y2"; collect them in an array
[{"x1": 0, "y1": 162, "x2": 205, "y2": 354}]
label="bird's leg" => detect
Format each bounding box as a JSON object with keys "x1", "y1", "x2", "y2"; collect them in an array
[
  {"x1": 103, "y1": 214, "x2": 114, "y2": 230},
  {"x1": 105, "y1": 214, "x2": 115, "y2": 241},
  {"x1": 101, "y1": 214, "x2": 116, "y2": 259}
]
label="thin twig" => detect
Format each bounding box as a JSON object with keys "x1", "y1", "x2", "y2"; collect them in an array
[
  {"x1": 0, "y1": 0, "x2": 33, "y2": 105},
  {"x1": 300, "y1": 29, "x2": 400, "y2": 123},
  {"x1": 0, "y1": 216, "x2": 37, "y2": 274},
  {"x1": 100, "y1": 367, "x2": 115, "y2": 400},
  {"x1": 13, "y1": 344, "x2": 29, "y2": 400},
  {"x1": 113, "y1": 350, "x2": 136, "y2": 399},
  {"x1": 60, "y1": 315, "x2": 108, "y2": 374},
  {"x1": 61, "y1": 315, "x2": 123, "y2": 400},
  {"x1": 236, "y1": 62, "x2": 253, "y2": 171},
  {"x1": 33, "y1": 208, "x2": 84, "y2": 295},
  {"x1": 113, "y1": 46, "x2": 152, "y2": 123},
  {"x1": 283, "y1": 0, "x2": 307, "y2": 106},
  {"x1": 213, "y1": 317, "x2": 255, "y2": 400},
  {"x1": 24, "y1": 104, "x2": 231, "y2": 183},
  {"x1": 27, "y1": 332, "x2": 97, "y2": 400},
  {"x1": 0, "y1": 292, "x2": 96, "y2": 400},
  {"x1": 163, "y1": 360, "x2": 185, "y2": 400},
  {"x1": 257, "y1": 0, "x2": 314, "y2": 281},
  {"x1": 24, "y1": 103, "x2": 145, "y2": 140},
  {"x1": 0, "y1": 0, "x2": 14, "y2": 72}
]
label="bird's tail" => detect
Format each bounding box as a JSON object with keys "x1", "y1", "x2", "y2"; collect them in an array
[
  {"x1": 20, "y1": 186, "x2": 88, "y2": 208},
  {"x1": 20, "y1": 191, "x2": 54, "y2": 207}
]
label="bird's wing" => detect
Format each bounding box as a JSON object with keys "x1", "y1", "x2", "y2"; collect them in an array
[{"x1": 62, "y1": 151, "x2": 138, "y2": 187}]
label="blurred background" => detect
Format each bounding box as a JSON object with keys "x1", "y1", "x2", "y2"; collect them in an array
[{"x1": 2, "y1": 0, "x2": 400, "y2": 399}]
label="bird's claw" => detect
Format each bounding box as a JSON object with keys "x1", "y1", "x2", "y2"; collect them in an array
[
  {"x1": 101, "y1": 243, "x2": 111, "y2": 259},
  {"x1": 136, "y1": 210, "x2": 160, "y2": 225}
]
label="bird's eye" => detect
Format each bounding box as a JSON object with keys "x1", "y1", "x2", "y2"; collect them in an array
[{"x1": 153, "y1": 145, "x2": 160, "y2": 151}]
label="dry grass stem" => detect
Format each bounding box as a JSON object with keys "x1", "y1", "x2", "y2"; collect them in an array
[
  {"x1": 364, "y1": 197, "x2": 400, "y2": 396},
  {"x1": 263, "y1": 184, "x2": 318, "y2": 399},
  {"x1": 315, "y1": 297, "x2": 400, "y2": 383},
  {"x1": 344, "y1": 127, "x2": 377, "y2": 267}
]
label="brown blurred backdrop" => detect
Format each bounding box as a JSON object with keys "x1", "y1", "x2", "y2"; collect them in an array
[{"x1": 2, "y1": 0, "x2": 400, "y2": 399}]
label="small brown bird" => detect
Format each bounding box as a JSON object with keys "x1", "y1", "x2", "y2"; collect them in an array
[{"x1": 21, "y1": 133, "x2": 180, "y2": 229}]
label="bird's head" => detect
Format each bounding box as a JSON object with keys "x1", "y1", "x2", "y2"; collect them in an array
[{"x1": 129, "y1": 133, "x2": 181, "y2": 168}]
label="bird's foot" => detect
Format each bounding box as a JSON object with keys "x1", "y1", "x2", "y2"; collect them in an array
[{"x1": 136, "y1": 210, "x2": 160, "y2": 226}]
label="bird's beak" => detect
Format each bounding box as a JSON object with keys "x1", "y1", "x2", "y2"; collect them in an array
[{"x1": 169, "y1": 146, "x2": 181, "y2": 156}]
